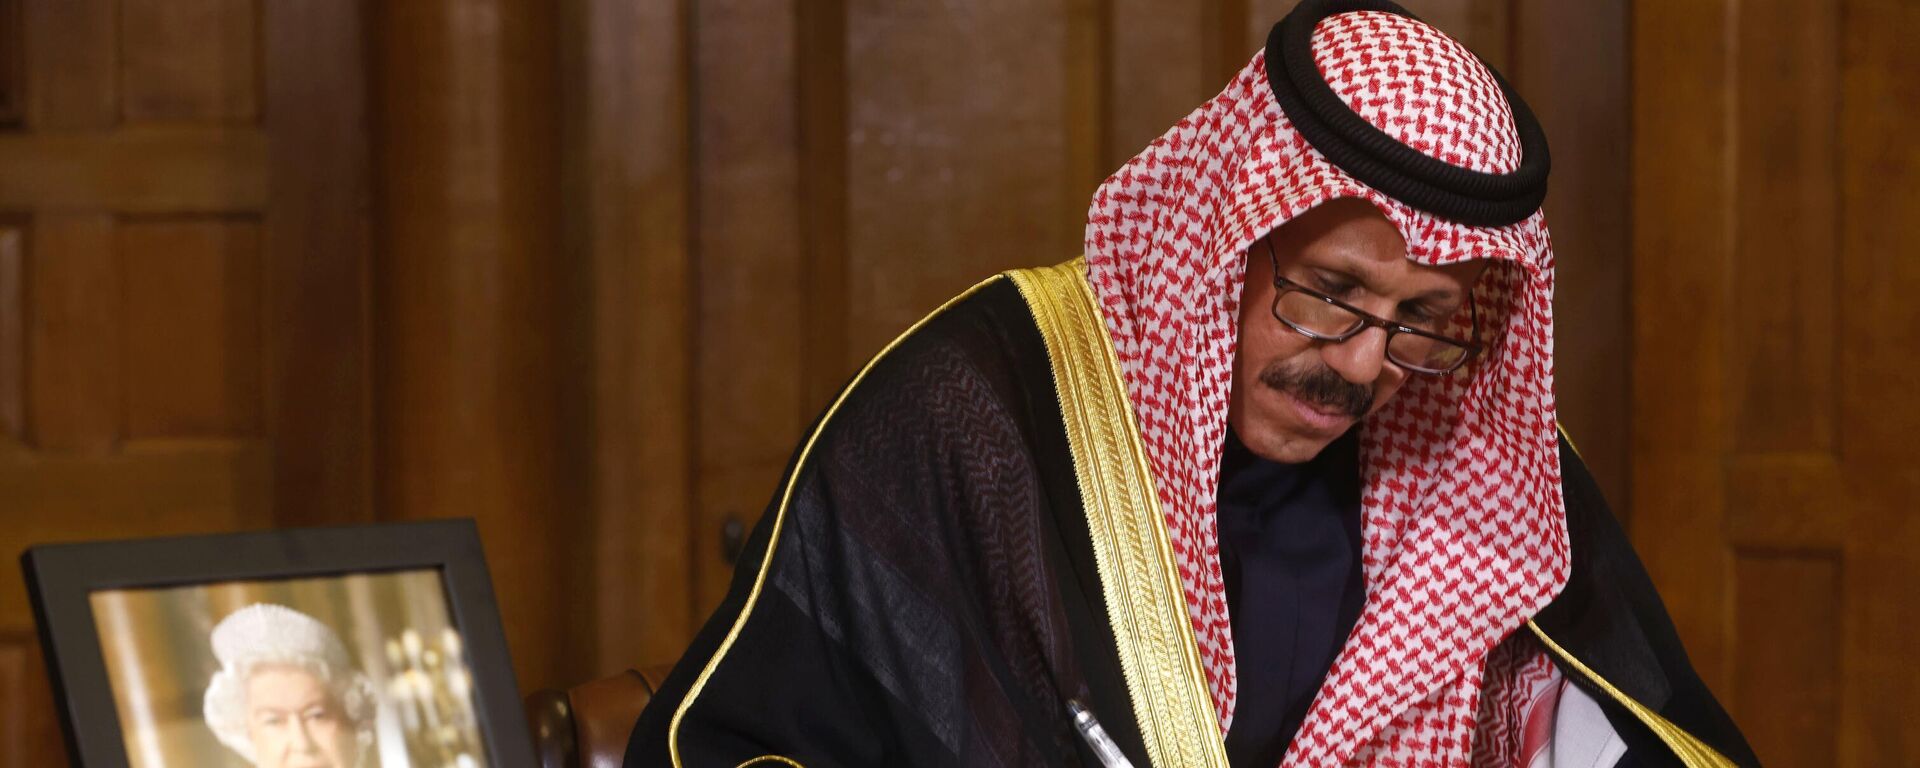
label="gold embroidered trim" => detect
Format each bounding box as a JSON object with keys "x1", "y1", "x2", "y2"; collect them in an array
[
  {"x1": 668, "y1": 275, "x2": 1007, "y2": 768},
  {"x1": 1009, "y1": 259, "x2": 1229, "y2": 768},
  {"x1": 1555, "y1": 422, "x2": 1586, "y2": 462},
  {"x1": 733, "y1": 757, "x2": 806, "y2": 768},
  {"x1": 1526, "y1": 621, "x2": 1736, "y2": 768}
]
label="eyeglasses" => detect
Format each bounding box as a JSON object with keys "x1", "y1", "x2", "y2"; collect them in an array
[{"x1": 1265, "y1": 240, "x2": 1483, "y2": 375}]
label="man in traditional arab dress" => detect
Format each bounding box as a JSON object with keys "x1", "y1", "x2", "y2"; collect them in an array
[{"x1": 626, "y1": 1, "x2": 1758, "y2": 765}]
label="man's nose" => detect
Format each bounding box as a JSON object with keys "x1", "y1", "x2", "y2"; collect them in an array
[{"x1": 1319, "y1": 326, "x2": 1390, "y2": 385}]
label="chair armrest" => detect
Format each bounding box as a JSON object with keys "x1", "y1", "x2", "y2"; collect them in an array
[
  {"x1": 525, "y1": 687, "x2": 578, "y2": 768},
  {"x1": 524, "y1": 667, "x2": 666, "y2": 768}
]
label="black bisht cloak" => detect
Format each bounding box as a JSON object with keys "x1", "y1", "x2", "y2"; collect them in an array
[{"x1": 623, "y1": 265, "x2": 1758, "y2": 768}]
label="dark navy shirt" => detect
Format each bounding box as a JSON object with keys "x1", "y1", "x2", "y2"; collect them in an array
[{"x1": 1216, "y1": 428, "x2": 1366, "y2": 767}]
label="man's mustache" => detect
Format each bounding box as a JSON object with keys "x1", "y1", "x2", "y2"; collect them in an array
[{"x1": 1258, "y1": 360, "x2": 1373, "y2": 419}]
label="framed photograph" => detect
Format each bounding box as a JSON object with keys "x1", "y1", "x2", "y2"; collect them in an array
[{"x1": 20, "y1": 519, "x2": 535, "y2": 768}]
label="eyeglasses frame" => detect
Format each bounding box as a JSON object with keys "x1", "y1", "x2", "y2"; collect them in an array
[{"x1": 1263, "y1": 238, "x2": 1484, "y2": 375}]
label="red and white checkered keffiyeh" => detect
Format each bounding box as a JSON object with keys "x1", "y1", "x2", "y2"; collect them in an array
[{"x1": 1084, "y1": 11, "x2": 1570, "y2": 767}]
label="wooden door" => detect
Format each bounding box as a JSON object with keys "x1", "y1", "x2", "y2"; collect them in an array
[
  {"x1": 1633, "y1": 0, "x2": 1919, "y2": 764},
  {"x1": 0, "y1": 1, "x2": 371, "y2": 764}
]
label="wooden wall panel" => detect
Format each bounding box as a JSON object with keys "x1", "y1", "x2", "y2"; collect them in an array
[
  {"x1": 1730, "y1": 0, "x2": 1837, "y2": 455},
  {"x1": 3, "y1": 0, "x2": 367, "y2": 761},
  {"x1": 796, "y1": 0, "x2": 850, "y2": 414},
  {"x1": 262, "y1": 0, "x2": 374, "y2": 526},
  {"x1": 1732, "y1": 553, "x2": 1841, "y2": 767},
  {"x1": 0, "y1": 0, "x2": 18, "y2": 125},
  {"x1": 0, "y1": 128, "x2": 268, "y2": 212},
  {"x1": 1848, "y1": 534, "x2": 1920, "y2": 764},
  {"x1": 692, "y1": 0, "x2": 808, "y2": 613},
  {"x1": 1064, "y1": 0, "x2": 1107, "y2": 209},
  {"x1": 1724, "y1": 456, "x2": 1844, "y2": 550},
  {"x1": 1107, "y1": 2, "x2": 1212, "y2": 174},
  {"x1": 0, "y1": 446, "x2": 272, "y2": 583},
  {"x1": 376, "y1": 0, "x2": 589, "y2": 694},
  {"x1": 1630, "y1": 0, "x2": 1735, "y2": 686},
  {"x1": 842, "y1": 2, "x2": 1085, "y2": 361},
  {"x1": 1634, "y1": 0, "x2": 1920, "y2": 764},
  {"x1": 27, "y1": 213, "x2": 120, "y2": 453},
  {"x1": 1511, "y1": 0, "x2": 1629, "y2": 510},
  {"x1": 21, "y1": 0, "x2": 115, "y2": 129},
  {"x1": 1840, "y1": 0, "x2": 1920, "y2": 473},
  {"x1": 1846, "y1": 484, "x2": 1920, "y2": 766},
  {"x1": 0, "y1": 637, "x2": 62, "y2": 767},
  {"x1": 1838, "y1": 0, "x2": 1920, "y2": 761},
  {"x1": 120, "y1": 0, "x2": 258, "y2": 123},
  {"x1": 1188, "y1": 1, "x2": 1236, "y2": 90},
  {"x1": 1243, "y1": 0, "x2": 1291, "y2": 49},
  {"x1": 0, "y1": 217, "x2": 22, "y2": 442},
  {"x1": 558, "y1": 0, "x2": 698, "y2": 673},
  {"x1": 120, "y1": 218, "x2": 263, "y2": 439}
]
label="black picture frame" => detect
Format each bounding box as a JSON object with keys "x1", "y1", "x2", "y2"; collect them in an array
[{"x1": 19, "y1": 518, "x2": 536, "y2": 768}]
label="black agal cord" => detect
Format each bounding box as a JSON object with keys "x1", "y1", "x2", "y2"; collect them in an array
[{"x1": 1265, "y1": 0, "x2": 1550, "y2": 227}]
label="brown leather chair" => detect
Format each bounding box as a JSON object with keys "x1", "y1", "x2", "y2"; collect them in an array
[{"x1": 524, "y1": 666, "x2": 671, "y2": 768}]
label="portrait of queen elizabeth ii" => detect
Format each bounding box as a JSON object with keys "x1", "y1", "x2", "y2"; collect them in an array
[{"x1": 202, "y1": 604, "x2": 379, "y2": 768}]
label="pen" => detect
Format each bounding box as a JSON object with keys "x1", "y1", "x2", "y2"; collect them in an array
[{"x1": 1067, "y1": 699, "x2": 1138, "y2": 768}]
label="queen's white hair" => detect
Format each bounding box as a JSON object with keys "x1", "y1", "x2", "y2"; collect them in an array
[{"x1": 201, "y1": 604, "x2": 377, "y2": 764}]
